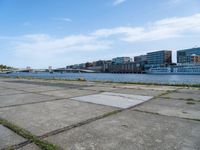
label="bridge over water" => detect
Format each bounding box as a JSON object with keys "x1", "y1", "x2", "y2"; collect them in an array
[{"x1": 2, "y1": 68, "x2": 96, "y2": 73}]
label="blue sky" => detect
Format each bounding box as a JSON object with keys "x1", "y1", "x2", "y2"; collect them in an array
[{"x1": 0, "y1": 0, "x2": 200, "y2": 68}]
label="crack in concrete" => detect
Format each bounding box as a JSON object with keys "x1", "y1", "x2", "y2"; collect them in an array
[
  {"x1": 133, "y1": 109, "x2": 200, "y2": 122},
  {"x1": 0, "y1": 98, "x2": 65, "y2": 109},
  {"x1": 0, "y1": 92, "x2": 27, "y2": 97},
  {"x1": 1, "y1": 140, "x2": 31, "y2": 150},
  {"x1": 158, "y1": 97, "x2": 200, "y2": 102},
  {"x1": 4, "y1": 80, "x2": 91, "y2": 89}
]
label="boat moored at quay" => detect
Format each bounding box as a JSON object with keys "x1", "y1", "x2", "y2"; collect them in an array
[{"x1": 148, "y1": 64, "x2": 200, "y2": 75}]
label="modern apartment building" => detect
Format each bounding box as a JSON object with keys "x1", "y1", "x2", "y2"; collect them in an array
[
  {"x1": 177, "y1": 47, "x2": 200, "y2": 64},
  {"x1": 134, "y1": 55, "x2": 147, "y2": 62},
  {"x1": 112, "y1": 57, "x2": 132, "y2": 64},
  {"x1": 146, "y1": 50, "x2": 172, "y2": 66},
  {"x1": 108, "y1": 62, "x2": 143, "y2": 73}
]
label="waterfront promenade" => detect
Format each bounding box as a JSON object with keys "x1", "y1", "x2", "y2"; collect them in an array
[{"x1": 0, "y1": 77, "x2": 200, "y2": 150}]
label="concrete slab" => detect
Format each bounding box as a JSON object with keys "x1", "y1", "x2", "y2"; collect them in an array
[
  {"x1": 5, "y1": 80, "x2": 90, "y2": 89},
  {"x1": 18, "y1": 86, "x2": 66, "y2": 93},
  {"x1": 80, "y1": 86, "x2": 120, "y2": 92},
  {"x1": 0, "y1": 125, "x2": 26, "y2": 149},
  {"x1": 45, "y1": 110, "x2": 200, "y2": 150},
  {"x1": 40, "y1": 89, "x2": 98, "y2": 99},
  {"x1": 18, "y1": 144, "x2": 41, "y2": 150},
  {"x1": 161, "y1": 92, "x2": 200, "y2": 101},
  {"x1": 133, "y1": 98, "x2": 200, "y2": 120},
  {"x1": 0, "y1": 99, "x2": 117, "y2": 136},
  {"x1": 0, "y1": 82, "x2": 40, "y2": 89},
  {"x1": 72, "y1": 92, "x2": 152, "y2": 109},
  {"x1": 0, "y1": 89, "x2": 25, "y2": 96},
  {"x1": 1, "y1": 80, "x2": 70, "y2": 92},
  {"x1": 2, "y1": 79, "x2": 38, "y2": 88},
  {"x1": 112, "y1": 88, "x2": 164, "y2": 96},
  {"x1": 0, "y1": 93, "x2": 58, "y2": 108},
  {"x1": 0, "y1": 87, "x2": 6, "y2": 90}
]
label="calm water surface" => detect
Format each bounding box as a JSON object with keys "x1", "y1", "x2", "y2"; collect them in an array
[{"x1": 0, "y1": 72, "x2": 200, "y2": 85}]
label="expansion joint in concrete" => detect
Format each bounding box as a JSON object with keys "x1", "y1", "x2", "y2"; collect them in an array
[
  {"x1": 133, "y1": 109, "x2": 200, "y2": 122},
  {"x1": 0, "y1": 98, "x2": 66, "y2": 109},
  {"x1": 39, "y1": 109, "x2": 122, "y2": 139}
]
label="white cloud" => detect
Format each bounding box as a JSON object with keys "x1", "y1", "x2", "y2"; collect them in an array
[
  {"x1": 113, "y1": 0, "x2": 126, "y2": 6},
  {"x1": 7, "y1": 13, "x2": 200, "y2": 55},
  {"x1": 93, "y1": 13, "x2": 200, "y2": 42},
  {"x1": 10, "y1": 34, "x2": 111, "y2": 60}
]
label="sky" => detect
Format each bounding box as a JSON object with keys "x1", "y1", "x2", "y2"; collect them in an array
[{"x1": 0, "y1": 0, "x2": 200, "y2": 68}]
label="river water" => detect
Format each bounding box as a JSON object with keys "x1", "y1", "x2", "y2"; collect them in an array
[{"x1": 0, "y1": 72, "x2": 200, "y2": 85}]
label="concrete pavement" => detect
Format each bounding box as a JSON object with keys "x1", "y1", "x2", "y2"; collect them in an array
[{"x1": 0, "y1": 77, "x2": 199, "y2": 150}]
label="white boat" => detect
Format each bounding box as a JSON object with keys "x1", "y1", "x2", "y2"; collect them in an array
[
  {"x1": 147, "y1": 64, "x2": 200, "y2": 75},
  {"x1": 0, "y1": 71, "x2": 12, "y2": 74}
]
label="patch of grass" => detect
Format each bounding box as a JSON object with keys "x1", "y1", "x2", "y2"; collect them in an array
[
  {"x1": 186, "y1": 101, "x2": 196, "y2": 105},
  {"x1": 6, "y1": 146, "x2": 14, "y2": 150},
  {"x1": 181, "y1": 117, "x2": 200, "y2": 122},
  {"x1": 186, "y1": 98, "x2": 195, "y2": 101},
  {"x1": 99, "y1": 90, "x2": 105, "y2": 92},
  {"x1": 77, "y1": 77, "x2": 87, "y2": 81},
  {"x1": 102, "y1": 110, "x2": 122, "y2": 117},
  {"x1": 0, "y1": 118, "x2": 61, "y2": 150},
  {"x1": 156, "y1": 91, "x2": 171, "y2": 98},
  {"x1": 163, "y1": 96, "x2": 171, "y2": 99},
  {"x1": 134, "y1": 109, "x2": 161, "y2": 116}
]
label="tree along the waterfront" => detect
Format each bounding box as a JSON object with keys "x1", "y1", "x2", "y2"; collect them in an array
[{"x1": 0, "y1": 64, "x2": 12, "y2": 70}]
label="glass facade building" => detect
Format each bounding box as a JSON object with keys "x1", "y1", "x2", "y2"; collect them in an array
[
  {"x1": 177, "y1": 47, "x2": 200, "y2": 63},
  {"x1": 146, "y1": 50, "x2": 172, "y2": 66}
]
